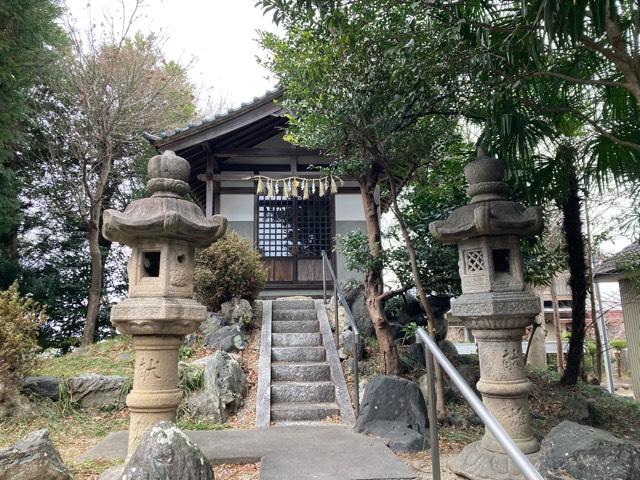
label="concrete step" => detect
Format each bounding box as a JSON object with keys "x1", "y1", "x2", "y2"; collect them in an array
[
  {"x1": 270, "y1": 402, "x2": 340, "y2": 422},
  {"x1": 271, "y1": 381, "x2": 335, "y2": 403},
  {"x1": 273, "y1": 300, "x2": 316, "y2": 311},
  {"x1": 271, "y1": 362, "x2": 331, "y2": 382},
  {"x1": 272, "y1": 333, "x2": 322, "y2": 347},
  {"x1": 271, "y1": 320, "x2": 319, "y2": 333},
  {"x1": 271, "y1": 347, "x2": 326, "y2": 363},
  {"x1": 272, "y1": 309, "x2": 317, "y2": 322}
]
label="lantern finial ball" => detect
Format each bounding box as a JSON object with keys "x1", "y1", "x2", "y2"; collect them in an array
[{"x1": 148, "y1": 150, "x2": 190, "y2": 183}]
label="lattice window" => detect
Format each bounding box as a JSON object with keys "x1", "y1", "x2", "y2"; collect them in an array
[
  {"x1": 257, "y1": 196, "x2": 293, "y2": 257},
  {"x1": 464, "y1": 249, "x2": 485, "y2": 273},
  {"x1": 295, "y1": 194, "x2": 331, "y2": 256}
]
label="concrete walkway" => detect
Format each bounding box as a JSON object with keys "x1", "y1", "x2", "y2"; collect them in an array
[{"x1": 81, "y1": 425, "x2": 416, "y2": 479}]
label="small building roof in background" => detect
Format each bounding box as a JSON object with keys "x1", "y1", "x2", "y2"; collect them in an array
[
  {"x1": 595, "y1": 240, "x2": 640, "y2": 282},
  {"x1": 144, "y1": 87, "x2": 284, "y2": 148}
]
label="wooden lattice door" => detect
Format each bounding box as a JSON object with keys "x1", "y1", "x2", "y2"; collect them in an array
[{"x1": 257, "y1": 193, "x2": 332, "y2": 286}]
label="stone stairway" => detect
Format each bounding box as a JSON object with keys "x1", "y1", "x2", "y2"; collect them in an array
[{"x1": 256, "y1": 299, "x2": 355, "y2": 427}]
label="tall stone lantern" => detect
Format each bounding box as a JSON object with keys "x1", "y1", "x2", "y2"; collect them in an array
[
  {"x1": 430, "y1": 148, "x2": 543, "y2": 479},
  {"x1": 103, "y1": 150, "x2": 227, "y2": 456}
]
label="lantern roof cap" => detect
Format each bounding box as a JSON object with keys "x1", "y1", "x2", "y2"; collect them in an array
[
  {"x1": 429, "y1": 148, "x2": 543, "y2": 243},
  {"x1": 102, "y1": 151, "x2": 227, "y2": 247}
]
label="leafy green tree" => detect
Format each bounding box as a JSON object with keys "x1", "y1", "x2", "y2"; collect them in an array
[
  {"x1": 0, "y1": 0, "x2": 64, "y2": 288},
  {"x1": 259, "y1": 0, "x2": 481, "y2": 378},
  {"x1": 443, "y1": 1, "x2": 640, "y2": 384}
]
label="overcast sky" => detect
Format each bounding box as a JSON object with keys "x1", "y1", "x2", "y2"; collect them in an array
[{"x1": 64, "y1": 0, "x2": 279, "y2": 111}]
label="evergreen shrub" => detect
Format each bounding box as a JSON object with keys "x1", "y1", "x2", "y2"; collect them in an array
[
  {"x1": 0, "y1": 282, "x2": 45, "y2": 385},
  {"x1": 194, "y1": 232, "x2": 267, "y2": 311}
]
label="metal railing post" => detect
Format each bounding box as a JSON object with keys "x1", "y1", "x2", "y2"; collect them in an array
[
  {"x1": 334, "y1": 289, "x2": 340, "y2": 349},
  {"x1": 416, "y1": 328, "x2": 543, "y2": 480},
  {"x1": 322, "y1": 255, "x2": 327, "y2": 304},
  {"x1": 353, "y1": 331, "x2": 360, "y2": 417},
  {"x1": 417, "y1": 333, "x2": 441, "y2": 480},
  {"x1": 321, "y1": 250, "x2": 360, "y2": 420}
]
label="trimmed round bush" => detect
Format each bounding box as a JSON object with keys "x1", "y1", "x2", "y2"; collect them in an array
[{"x1": 194, "y1": 232, "x2": 267, "y2": 311}]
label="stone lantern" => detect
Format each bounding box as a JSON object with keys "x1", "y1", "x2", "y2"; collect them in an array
[
  {"x1": 429, "y1": 148, "x2": 543, "y2": 479},
  {"x1": 103, "y1": 150, "x2": 227, "y2": 456}
]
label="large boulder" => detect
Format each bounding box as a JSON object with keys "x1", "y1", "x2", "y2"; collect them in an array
[
  {"x1": 187, "y1": 350, "x2": 247, "y2": 423},
  {"x1": 204, "y1": 324, "x2": 247, "y2": 352},
  {"x1": 0, "y1": 429, "x2": 70, "y2": 480},
  {"x1": 21, "y1": 376, "x2": 60, "y2": 401},
  {"x1": 341, "y1": 281, "x2": 363, "y2": 307},
  {"x1": 66, "y1": 374, "x2": 128, "y2": 409},
  {"x1": 354, "y1": 375, "x2": 428, "y2": 452},
  {"x1": 538, "y1": 421, "x2": 640, "y2": 479},
  {"x1": 121, "y1": 422, "x2": 213, "y2": 480},
  {"x1": 348, "y1": 288, "x2": 375, "y2": 338},
  {"x1": 220, "y1": 297, "x2": 253, "y2": 326},
  {"x1": 565, "y1": 397, "x2": 601, "y2": 426},
  {"x1": 341, "y1": 329, "x2": 364, "y2": 360},
  {"x1": 420, "y1": 364, "x2": 479, "y2": 405}
]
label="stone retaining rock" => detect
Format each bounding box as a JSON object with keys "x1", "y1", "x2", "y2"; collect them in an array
[
  {"x1": 121, "y1": 422, "x2": 213, "y2": 480},
  {"x1": 342, "y1": 284, "x2": 375, "y2": 338},
  {"x1": 199, "y1": 312, "x2": 224, "y2": 337},
  {"x1": 220, "y1": 297, "x2": 253, "y2": 326},
  {"x1": 188, "y1": 350, "x2": 246, "y2": 423},
  {"x1": 0, "y1": 429, "x2": 70, "y2": 480},
  {"x1": 341, "y1": 329, "x2": 364, "y2": 360},
  {"x1": 538, "y1": 421, "x2": 640, "y2": 479},
  {"x1": 21, "y1": 376, "x2": 60, "y2": 401},
  {"x1": 204, "y1": 324, "x2": 247, "y2": 352},
  {"x1": 66, "y1": 374, "x2": 128, "y2": 409},
  {"x1": 354, "y1": 375, "x2": 428, "y2": 452}
]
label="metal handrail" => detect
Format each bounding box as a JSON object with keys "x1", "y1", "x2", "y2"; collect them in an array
[
  {"x1": 321, "y1": 250, "x2": 360, "y2": 417},
  {"x1": 415, "y1": 327, "x2": 544, "y2": 480}
]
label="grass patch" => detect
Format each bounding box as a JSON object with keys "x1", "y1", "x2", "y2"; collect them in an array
[
  {"x1": 0, "y1": 397, "x2": 129, "y2": 464},
  {"x1": 68, "y1": 458, "x2": 122, "y2": 479},
  {"x1": 177, "y1": 419, "x2": 231, "y2": 431},
  {"x1": 528, "y1": 368, "x2": 640, "y2": 440},
  {"x1": 35, "y1": 336, "x2": 134, "y2": 379}
]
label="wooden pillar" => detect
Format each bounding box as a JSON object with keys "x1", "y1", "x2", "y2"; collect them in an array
[
  {"x1": 619, "y1": 279, "x2": 640, "y2": 399},
  {"x1": 205, "y1": 156, "x2": 214, "y2": 218}
]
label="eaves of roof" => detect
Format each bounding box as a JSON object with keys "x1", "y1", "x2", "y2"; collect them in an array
[{"x1": 144, "y1": 87, "x2": 284, "y2": 149}]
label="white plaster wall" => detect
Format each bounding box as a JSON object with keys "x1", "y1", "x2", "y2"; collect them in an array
[
  {"x1": 220, "y1": 194, "x2": 254, "y2": 221},
  {"x1": 335, "y1": 194, "x2": 365, "y2": 221}
]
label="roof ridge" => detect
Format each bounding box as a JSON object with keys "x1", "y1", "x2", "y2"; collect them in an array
[{"x1": 146, "y1": 86, "x2": 283, "y2": 143}]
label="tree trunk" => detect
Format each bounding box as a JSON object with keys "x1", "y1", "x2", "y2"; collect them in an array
[
  {"x1": 386, "y1": 169, "x2": 448, "y2": 421},
  {"x1": 359, "y1": 169, "x2": 401, "y2": 375},
  {"x1": 560, "y1": 167, "x2": 588, "y2": 385},
  {"x1": 550, "y1": 277, "x2": 564, "y2": 373},
  {"x1": 81, "y1": 153, "x2": 111, "y2": 346},
  {"x1": 584, "y1": 196, "x2": 603, "y2": 380},
  {"x1": 82, "y1": 217, "x2": 102, "y2": 346}
]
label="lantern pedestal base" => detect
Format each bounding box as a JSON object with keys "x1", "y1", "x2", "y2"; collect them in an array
[{"x1": 449, "y1": 442, "x2": 540, "y2": 480}]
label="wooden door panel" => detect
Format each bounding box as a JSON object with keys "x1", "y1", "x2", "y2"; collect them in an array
[
  {"x1": 263, "y1": 258, "x2": 294, "y2": 282},
  {"x1": 297, "y1": 258, "x2": 323, "y2": 282}
]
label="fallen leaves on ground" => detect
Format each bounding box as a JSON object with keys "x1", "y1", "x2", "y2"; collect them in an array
[{"x1": 214, "y1": 462, "x2": 260, "y2": 479}]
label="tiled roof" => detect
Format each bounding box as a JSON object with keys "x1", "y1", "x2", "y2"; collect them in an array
[
  {"x1": 595, "y1": 240, "x2": 640, "y2": 277},
  {"x1": 144, "y1": 86, "x2": 282, "y2": 142}
]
